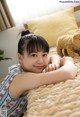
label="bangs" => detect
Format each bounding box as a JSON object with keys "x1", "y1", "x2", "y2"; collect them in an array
[{"x1": 26, "y1": 35, "x2": 49, "y2": 54}]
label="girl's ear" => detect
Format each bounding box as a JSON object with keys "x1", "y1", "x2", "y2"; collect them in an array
[{"x1": 18, "y1": 53, "x2": 23, "y2": 63}]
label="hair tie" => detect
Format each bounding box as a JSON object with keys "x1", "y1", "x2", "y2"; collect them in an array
[{"x1": 21, "y1": 30, "x2": 30, "y2": 36}]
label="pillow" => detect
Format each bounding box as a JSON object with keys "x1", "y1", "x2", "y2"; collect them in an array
[
  {"x1": 24, "y1": 7, "x2": 78, "y2": 47},
  {"x1": 74, "y1": 5, "x2": 80, "y2": 27}
]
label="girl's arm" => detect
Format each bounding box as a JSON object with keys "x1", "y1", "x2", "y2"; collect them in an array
[{"x1": 9, "y1": 57, "x2": 77, "y2": 98}]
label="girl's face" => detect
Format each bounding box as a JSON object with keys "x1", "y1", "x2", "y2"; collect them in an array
[{"x1": 18, "y1": 51, "x2": 49, "y2": 73}]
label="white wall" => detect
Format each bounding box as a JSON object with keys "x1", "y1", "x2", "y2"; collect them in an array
[{"x1": 0, "y1": 26, "x2": 20, "y2": 78}]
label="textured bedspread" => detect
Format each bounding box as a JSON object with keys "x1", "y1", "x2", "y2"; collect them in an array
[{"x1": 24, "y1": 47, "x2": 80, "y2": 117}]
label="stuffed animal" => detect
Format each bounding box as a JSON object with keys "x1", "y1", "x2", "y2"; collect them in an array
[{"x1": 57, "y1": 29, "x2": 80, "y2": 57}]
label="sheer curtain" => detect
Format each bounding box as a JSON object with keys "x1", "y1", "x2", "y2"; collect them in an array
[
  {"x1": 6, "y1": 0, "x2": 60, "y2": 25},
  {"x1": 6, "y1": 0, "x2": 80, "y2": 26},
  {"x1": 0, "y1": 0, "x2": 15, "y2": 31}
]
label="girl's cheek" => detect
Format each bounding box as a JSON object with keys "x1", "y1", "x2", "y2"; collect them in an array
[
  {"x1": 45, "y1": 61, "x2": 49, "y2": 66},
  {"x1": 47, "y1": 58, "x2": 50, "y2": 64}
]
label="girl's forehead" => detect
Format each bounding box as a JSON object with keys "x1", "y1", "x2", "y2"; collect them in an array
[
  {"x1": 26, "y1": 40, "x2": 49, "y2": 53},
  {"x1": 27, "y1": 47, "x2": 48, "y2": 53},
  {"x1": 24, "y1": 51, "x2": 48, "y2": 54},
  {"x1": 30, "y1": 51, "x2": 48, "y2": 53}
]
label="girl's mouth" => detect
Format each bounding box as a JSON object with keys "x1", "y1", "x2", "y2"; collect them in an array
[{"x1": 35, "y1": 66, "x2": 45, "y2": 69}]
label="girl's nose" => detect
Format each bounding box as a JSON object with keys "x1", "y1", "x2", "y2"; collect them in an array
[{"x1": 37, "y1": 57, "x2": 44, "y2": 63}]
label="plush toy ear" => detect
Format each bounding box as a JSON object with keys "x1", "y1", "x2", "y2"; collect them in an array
[{"x1": 73, "y1": 34, "x2": 80, "y2": 40}]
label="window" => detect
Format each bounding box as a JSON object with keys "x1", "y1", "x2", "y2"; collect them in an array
[{"x1": 6, "y1": 0, "x2": 80, "y2": 25}]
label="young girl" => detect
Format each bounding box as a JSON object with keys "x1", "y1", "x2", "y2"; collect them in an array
[{"x1": 0, "y1": 30, "x2": 77, "y2": 117}]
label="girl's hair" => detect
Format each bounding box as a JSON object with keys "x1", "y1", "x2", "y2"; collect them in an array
[{"x1": 18, "y1": 30, "x2": 49, "y2": 55}]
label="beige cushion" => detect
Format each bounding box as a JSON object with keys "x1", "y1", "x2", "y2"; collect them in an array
[{"x1": 24, "y1": 7, "x2": 78, "y2": 47}]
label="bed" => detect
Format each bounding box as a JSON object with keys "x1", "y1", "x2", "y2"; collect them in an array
[
  {"x1": 23, "y1": 47, "x2": 80, "y2": 117},
  {"x1": 23, "y1": 5, "x2": 80, "y2": 117}
]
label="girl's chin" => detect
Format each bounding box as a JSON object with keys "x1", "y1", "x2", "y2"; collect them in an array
[{"x1": 33, "y1": 69, "x2": 43, "y2": 73}]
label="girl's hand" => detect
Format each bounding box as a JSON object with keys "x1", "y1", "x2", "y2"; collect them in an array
[
  {"x1": 43, "y1": 63, "x2": 60, "y2": 72},
  {"x1": 43, "y1": 55, "x2": 61, "y2": 72},
  {"x1": 50, "y1": 55, "x2": 61, "y2": 69}
]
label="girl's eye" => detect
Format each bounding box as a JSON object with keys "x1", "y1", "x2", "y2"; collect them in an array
[
  {"x1": 43, "y1": 54, "x2": 48, "y2": 57},
  {"x1": 31, "y1": 54, "x2": 37, "y2": 57}
]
